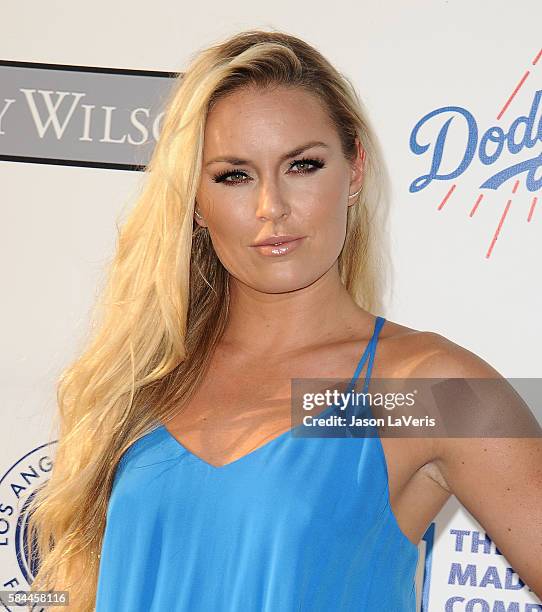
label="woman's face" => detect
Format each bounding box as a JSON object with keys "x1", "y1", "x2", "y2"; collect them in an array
[{"x1": 195, "y1": 85, "x2": 364, "y2": 293}]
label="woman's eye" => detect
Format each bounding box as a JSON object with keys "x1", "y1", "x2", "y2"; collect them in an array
[
  {"x1": 289, "y1": 157, "x2": 326, "y2": 174},
  {"x1": 212, "y1": 157, "x2": 325, "y2": 186},
  {"x1": 292, "y1": 160, "x2": 316, "y2": 172},
  {"x1": 218, "y1": 171, "x2": 247, "y2": 184}
]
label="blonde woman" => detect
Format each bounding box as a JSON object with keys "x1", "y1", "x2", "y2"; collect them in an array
[{"x1": 27, "y1": 29, "x2": 541, "y2": 611}]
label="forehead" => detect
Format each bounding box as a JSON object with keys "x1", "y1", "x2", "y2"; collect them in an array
[{"x1": 203, "y1": 86, "x2": 339, "y2": 155}]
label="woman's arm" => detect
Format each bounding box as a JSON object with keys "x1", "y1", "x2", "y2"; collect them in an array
[{"x1": 411, "y1": 333, "x2": 542, "y2": 599}]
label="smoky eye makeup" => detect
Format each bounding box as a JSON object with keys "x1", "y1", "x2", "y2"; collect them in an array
[{"x1": 211, "y1": 156, "x2": 326, "y2": 186}]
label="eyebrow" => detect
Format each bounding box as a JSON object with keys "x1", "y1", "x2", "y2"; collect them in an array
[{"x1": 204, "y1": 140, "x2": 330, "y2": 167}]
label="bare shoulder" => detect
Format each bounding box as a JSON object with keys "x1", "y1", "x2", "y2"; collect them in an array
[
  {"x1": 379, "y1": 320, "x2": 542, "y2": 596},
  {"x1": 379, "y1": 317, "x2": 503, "y2": 380},
  {"x1": 375, "y1": 317, "x2": 506, "y2": 492}
]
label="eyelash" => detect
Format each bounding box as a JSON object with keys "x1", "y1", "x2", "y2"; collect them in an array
[{"x1": 212, "y1": 157, "x2": 326, "y2": 185}]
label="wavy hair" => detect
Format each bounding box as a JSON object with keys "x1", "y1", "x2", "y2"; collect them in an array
[{"x1": 26, "y1": 27, "x2": 393, "y2": 610}]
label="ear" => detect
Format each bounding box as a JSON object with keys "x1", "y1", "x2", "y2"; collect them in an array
[
  {"x1": 348, "y1": 137, "x2": 365, "y2": 205},
  {"x1": 193, "y1": 201, "x2": 208, "y2": 228}
]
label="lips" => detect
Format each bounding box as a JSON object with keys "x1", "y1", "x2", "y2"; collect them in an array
[
  {"x1": 250, "y1": 236, "x2": 306, "y2": 257},
  {"x1": 263, "y1": 239, "x2": 292, "y2": 245},
  {"x1": 251, "y1": 235, "x2": 304, "y2": 247}
]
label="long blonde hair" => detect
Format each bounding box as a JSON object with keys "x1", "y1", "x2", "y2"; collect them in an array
[{"x1": 27, "y1": 27, "x2": 392, "y2": 610}]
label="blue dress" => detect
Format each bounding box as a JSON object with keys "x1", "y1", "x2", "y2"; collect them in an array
[{"x1": 95, "y1": 315, "x2": 419, "y2": 610}]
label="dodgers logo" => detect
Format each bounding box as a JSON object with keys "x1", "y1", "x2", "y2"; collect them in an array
[
  {"x1": 408, "y1": 47, "x2": 541, "y2": 258},
  {"x1": 409, "y1": 90, "x2": 542, "y2": 194}
]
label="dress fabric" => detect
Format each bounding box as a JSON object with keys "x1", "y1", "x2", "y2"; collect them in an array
[{"x1": 95, "y1": 316, "x2": 419, "y2": 611}]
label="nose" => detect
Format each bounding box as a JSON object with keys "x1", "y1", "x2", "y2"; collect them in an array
[{"x1": 255, "y1": 183, "x2": 291, "y2": 222}]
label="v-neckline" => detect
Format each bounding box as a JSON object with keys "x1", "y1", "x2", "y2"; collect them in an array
[
  {"x1": 158, "y1": 316, "x2": 385, "y2": 470},
  {"x1": 160, "y1": 416, "x2": 311, "y2": 470}
]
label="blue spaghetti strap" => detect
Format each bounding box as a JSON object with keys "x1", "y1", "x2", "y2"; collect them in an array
[
  {"x1": 347, "y1": 315, "x2": 386, "y2": 394},
  {"x1": 293, "y1": 315, "x2": 386, "y2": 437},
  {"x1": 342, "y1": 315, "x2": 386, "y2": 433},
  {"x1": 363, "y1": 315, "x2": 386, "y2": 392}
]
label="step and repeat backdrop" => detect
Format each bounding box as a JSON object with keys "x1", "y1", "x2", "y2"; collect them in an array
[{"x1": 1, "y1": 2, "x2": 541, "y2": 610}]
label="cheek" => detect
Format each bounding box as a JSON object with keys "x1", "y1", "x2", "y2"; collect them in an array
[
  {"x1": 203, "y1": 208, "x2": 249, "y2": 273},
  {"x1": 305, "y1": 196, "x2": 349, "y2": 254}
]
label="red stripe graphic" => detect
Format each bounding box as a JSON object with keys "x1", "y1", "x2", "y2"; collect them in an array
[
  {"x1": 486, "y1": 199, "x2": 512, "y2": 258},
  {"x1": 527, "y1": 197, "x2": 538, "y2": 222},
  {"x1": 469, "y1": 193, "x2": 484, "y2": 217},
  {"x1": 437, "y1": 184, "x2": 456, "y2": 210},
  {"x1": 497, "y1": 70, "x2": 530, "y2": 121}
]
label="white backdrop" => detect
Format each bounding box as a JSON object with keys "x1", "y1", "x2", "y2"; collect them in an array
[{"x1": 2, "y1": 1, "x2": 541, "y2": 610}]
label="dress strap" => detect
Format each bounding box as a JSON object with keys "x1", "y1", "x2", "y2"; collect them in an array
[{"x1": 347, "y1": 315, "x2": 386, "y2": 394}]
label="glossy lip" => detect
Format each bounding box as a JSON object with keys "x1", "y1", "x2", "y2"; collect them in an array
[
  {"x1": 251, "y1": 234, "x2": 305, "y2": 246},
  {"x1": 250, "y1": 236, "x2": 306, "y2": 257}
]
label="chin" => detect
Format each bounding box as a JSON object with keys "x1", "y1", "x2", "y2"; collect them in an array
[{"x1": 248, "y1": 270, "x2": 324, "y2": 294}]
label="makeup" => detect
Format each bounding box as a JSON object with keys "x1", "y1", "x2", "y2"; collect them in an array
[{"x1": 250, "y1": 237, "x2": 305, "y2": 257}]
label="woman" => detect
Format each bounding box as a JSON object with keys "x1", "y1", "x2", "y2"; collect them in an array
[{"x1": 27, "y1": 29, "x2": 541, "y2": 611}]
